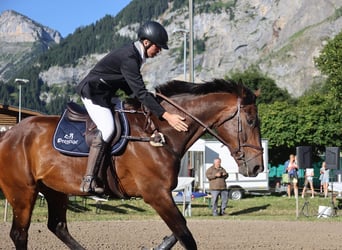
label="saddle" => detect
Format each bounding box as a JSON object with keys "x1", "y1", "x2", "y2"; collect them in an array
[
  {"x1": 65, "y1": 102, "x2": 123, "y2": 147},
  {"x1": 53, "y1": 101, "x2": 130, "y2": 156}
]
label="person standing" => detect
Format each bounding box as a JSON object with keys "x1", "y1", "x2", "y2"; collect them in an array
[
  {"x1": 285, "y1": 154, "x2": 299, "y2": 198},
  {"x1": 206, "y1": 158, "x2": 229, "y2": 216},
  {"x1": 320, "y1": 162, "x2": 330, "y2": 198},
  {"x1": 282, "y1": 156, "x2": 291, "y2": 193},
  {"x1": 76, "y1": 21, "x2": 188, "y2": 194},
  {"x1": 301, "y1": 168, "x2": 314, "y2": 198},
  {"x1": 319, "y1": 166, "x2": 324, "y2": 194}
]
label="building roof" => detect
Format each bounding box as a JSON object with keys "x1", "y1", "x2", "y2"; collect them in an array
[{"x1": 0, "y1": 104, "x2": 43, "y2": 130}]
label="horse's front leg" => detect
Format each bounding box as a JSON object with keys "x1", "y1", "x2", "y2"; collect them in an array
[
  {"x1": 143, "y1": 189, "x2": 197, "y2": 250},
  {"x1": 155, "y1": 234, "x2": 177, "y2": 250},
  {"x1": 43, "y1": 188, "x2": 85, "y2": 250}
]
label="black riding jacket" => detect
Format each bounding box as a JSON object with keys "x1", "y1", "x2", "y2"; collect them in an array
[{"x1": 76, "y1": 42, "x2": 165, "y2": 118}]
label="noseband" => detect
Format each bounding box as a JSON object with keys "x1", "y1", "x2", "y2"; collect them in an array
[{"x1": 156, "y1": 93, "x2": 263, "y2": 167}]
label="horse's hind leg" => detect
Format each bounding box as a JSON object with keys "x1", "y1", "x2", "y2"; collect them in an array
[
  {"x1": 43, "y1": 188, "x2": 85, "y2": 250},
  {"x1": 8, "y1": 191, "x2": 37, "y2": 250},
  {"x1": 3, "y1": 185, "x2": 44, "y2": 249}
]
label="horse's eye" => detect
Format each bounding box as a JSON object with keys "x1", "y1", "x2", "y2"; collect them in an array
[{"x1": 247, "y1": 118, "x2": 255, "y2": 127}]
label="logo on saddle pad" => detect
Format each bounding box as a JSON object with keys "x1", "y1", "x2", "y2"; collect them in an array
[{"x1": 56, "y1": 133, "x2": 79, "y2": 145}]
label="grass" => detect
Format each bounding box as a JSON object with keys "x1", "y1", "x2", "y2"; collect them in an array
[{"x1": 1, "y1": 191, "x2": 342, "y2": 223}]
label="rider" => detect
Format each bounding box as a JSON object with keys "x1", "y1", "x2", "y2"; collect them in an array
[{"x1": 76, "y1": 21, "x2": 188, "y2": 195}]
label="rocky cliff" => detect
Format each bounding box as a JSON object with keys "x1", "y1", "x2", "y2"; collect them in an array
[
  {"x1": 0, "y1": 10, "x2": 61, "y2": 80},
  {"x1": 142, "y1": 0, "x2": 342, "y2": 96},
  {"x1": 0, "y1": 10, "x2": 61, "y2": 44}
]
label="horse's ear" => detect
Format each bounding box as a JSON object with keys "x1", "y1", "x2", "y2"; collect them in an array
[
  {"x1": 254, "y1": 88, "x2": 261, "y2": 97},
  {"x1": 237, "y1": 79, "x2": 244, "y2": 97}
]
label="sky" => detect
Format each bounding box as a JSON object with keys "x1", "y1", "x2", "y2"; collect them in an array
[{"x1": 0, "y1": 0, "x2": 132, "y2": 37}]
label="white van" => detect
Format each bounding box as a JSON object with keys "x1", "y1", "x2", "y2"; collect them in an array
[{"x1": 180, "y1": 139, "x2": 269, "y2": 200}]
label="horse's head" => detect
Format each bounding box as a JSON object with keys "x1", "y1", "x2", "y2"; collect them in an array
[
  {"x1": 214, "y1": 81, "x2": 263, "y2": 177},
  {"x1": 156, "y1": 79, "x2": 263, "y2": 177}
]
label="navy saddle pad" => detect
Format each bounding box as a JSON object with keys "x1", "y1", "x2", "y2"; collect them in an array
[{"x1": 53, "y1": 102, "x2": 129, "y2": 156}]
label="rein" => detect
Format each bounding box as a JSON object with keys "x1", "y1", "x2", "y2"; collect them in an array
[
  {"x1": 156, "y1": 93, "x2": 231, "y2": 147},
  {"x1": 156, "y1": 92, "x2": 263, "y2": 168}
]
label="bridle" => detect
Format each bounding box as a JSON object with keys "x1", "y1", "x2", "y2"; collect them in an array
[
  {"x1": 230, "y1": 98, "x2": 264, "y2": 167},
  {"x1": 156, "y1": 93, "x2": 263, "y2": 167}
]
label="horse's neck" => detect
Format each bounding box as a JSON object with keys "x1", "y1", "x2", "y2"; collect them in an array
[{"x1": 157, "y1": 94, "x2": 226, "y2": 154}]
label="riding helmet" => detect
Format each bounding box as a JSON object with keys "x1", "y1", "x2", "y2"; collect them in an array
[{"x1": 138, "y1": 21, "x2": 169, "y2": 50}]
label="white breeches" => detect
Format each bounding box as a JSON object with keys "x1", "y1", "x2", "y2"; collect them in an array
[{"x1": 81, "y1": 97, "x2": 115, "y2": 142}]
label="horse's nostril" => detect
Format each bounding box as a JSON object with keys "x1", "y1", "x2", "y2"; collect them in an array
[{"x1": 253, "y1": 165, "x2": 263, "y2": 175}]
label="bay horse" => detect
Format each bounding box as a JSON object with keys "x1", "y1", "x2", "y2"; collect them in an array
[{"x1": 0, "y1": 79, "x2": 263, "y2": 250}]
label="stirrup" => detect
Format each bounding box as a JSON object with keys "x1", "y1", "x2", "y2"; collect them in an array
[{"x1": 81, "y1": 176, "x2": 104, "y2": 195}]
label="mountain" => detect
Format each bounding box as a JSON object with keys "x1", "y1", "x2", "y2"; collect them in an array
[
  {"x1": 0, "y1": 10, "x2": 62, "y2": 81},
  {"x1": 1, "y1": 0, "x2": 342, "y2": 101},
  {"x1": 142, "y1": 0, "x2": 342, "y2": 96}
]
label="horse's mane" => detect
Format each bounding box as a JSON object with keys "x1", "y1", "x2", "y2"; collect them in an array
[{"x1": 156, "y1": 79, "x2": 256, "y2": 105}]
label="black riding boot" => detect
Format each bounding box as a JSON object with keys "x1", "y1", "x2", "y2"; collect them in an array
[{"x1": 80, "y1": 131, "x2": 108, "y2": 195}]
